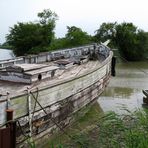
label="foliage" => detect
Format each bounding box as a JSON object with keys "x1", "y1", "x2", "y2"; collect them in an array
[
  {"x1": 94, "y1": 22, "x2": 117, "y2": 47},
  {"x1": 37, "y1": 9, "x2": 58, "y2": 47},
  {"x1": 38, "y1": 9, "x2": 58, "y2": 26},
  {"x1": 115, "y1": 22, "x2": 147, "y2": 61},
  {"x1": 143, "y1": 32, "x2": 148, "y2": 58},
  {"x1": 6, "y1": 9, "x2": 58, "y2": 56},
  {"x1": 6, "y1": 11, "x2": 148, "y2": 60},
  {"x1": 49, "y1": 26, "x2": 93, "y2": 51},
  {"x1": 0, "y1": 42, "x2": 12, "y2": 49},
  {"x1": 47, "y1": 103, "x2": 148, "y2": 148},
  {"x1": 95, "y1": 22, "x2": 148, "y2": 61},
  {"x1": 27, "y1": 137, "x2": 36, "y2": 148},
  {"x1": 7, "y1": 23, "x2": 42, "y2": 55},
  {"x1": 96, "y1": 109, "x2": 148, "y2": 148},
  {"x1": 49, "y1": 37, "x2": 69, "y2": 51},
  {"x1": 65, "y1": 26, "x2": 92, "y2": 47}
]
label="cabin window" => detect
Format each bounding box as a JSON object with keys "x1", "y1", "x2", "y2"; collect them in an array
[{"x1": 38, "y1": 74, "x2": 42, "y2": 81}]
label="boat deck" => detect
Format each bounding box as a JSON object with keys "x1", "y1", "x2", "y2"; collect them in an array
[{"x1": 0, "y1": 60, "x2": 100, "y2": 99}]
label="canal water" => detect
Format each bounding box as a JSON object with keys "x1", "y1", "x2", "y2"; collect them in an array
[
  {"x1": 98, "y1": 61, "x2": 148, "y2": 114},
  {"x1": 0, "y1": 49, "x2": 15, "y2": 60}
]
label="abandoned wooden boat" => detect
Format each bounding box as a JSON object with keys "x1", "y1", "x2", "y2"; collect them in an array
[{"x1": 0, "y1": 43, "x2": 113, "y2": 147}]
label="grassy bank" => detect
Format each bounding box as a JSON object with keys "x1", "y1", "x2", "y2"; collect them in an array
[
  {"x1": 44, "y1": 102, "x2": 148, "y2": 148},
  {"x1": 44, "y1": 103, "x2": 103, "y2": 148}
]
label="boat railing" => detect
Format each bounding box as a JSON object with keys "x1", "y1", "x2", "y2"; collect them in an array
[{"x1": 0, "y1": 44, "x2": 110, "y2": 69}]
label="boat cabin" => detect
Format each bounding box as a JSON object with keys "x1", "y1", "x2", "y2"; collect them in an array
[{"x1": 0, "y1": 64, "x2": 59, "y2": 84}]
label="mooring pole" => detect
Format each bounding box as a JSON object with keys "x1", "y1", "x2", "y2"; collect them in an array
[
  {"x1": 111, "y1": 56, "x2": 116, "y2": 76},
  {"x1": 27, "y1": 88, "x2": 35, "y2": 147},
  {"x1": 6, "y1": 109, "x2": 14, "y2": 122},
  {"x1": 6, "y1": 91, "x2": 13, "y2": 122},
  {"x1": 5, "y1": 92, "x2": 16, "y2": 148}
]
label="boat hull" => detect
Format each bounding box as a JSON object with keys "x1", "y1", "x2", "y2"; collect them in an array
[{"x1": 0, "y1": 51, "x2": 113, "y2": 146}]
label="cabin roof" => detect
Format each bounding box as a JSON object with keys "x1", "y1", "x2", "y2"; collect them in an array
[
  {"x1": 25, "y1": 65, "x2": 59, "y2": 76},
  {"x1": 4, "y1": 64, "x2": 59, "y2": 76},
  {"x1": 6, "y1": 63, "x2": 59, "y2": 75},
  {"x1": 14, "y1": 64, "x2": 48, "y2": 72}
]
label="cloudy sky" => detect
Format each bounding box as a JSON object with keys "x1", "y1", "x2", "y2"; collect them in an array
[{"x1": 0, "y1": 0, "x2": 148, "y2": 43}]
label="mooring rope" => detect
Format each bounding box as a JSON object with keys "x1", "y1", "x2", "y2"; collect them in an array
[
  {"x1": 29, "y1": 90, "x2": 73, "y2": 140},
  {"x1": 31, "y1": 87, "x2": 39, "y2": 120}
]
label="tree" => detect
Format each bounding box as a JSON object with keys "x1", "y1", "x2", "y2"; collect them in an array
[
  {"x1": 65, "y1": 26, "x2": 92, "y2": 47},
  {"x1": 95, "y1": 22, "x2": 148, "y2": 61},
  {"x1": 94, "y1": 22, "x2": 117, "y2": 47},
  {"x1": 49, "y1": 26, "x2": 93, "y2": 51},
  {"x1": 0, "y1": 42, "x2": 12, "y2": 49},
  {"x1": 115, "y1": 23, "x2": 147, "y2": 61},
  {"x1": 143, "y1": 32, "x2": 148, "y2": 58},
  {"x1": 49, "y1": 37, "x2": 68, "y2": 50},
  {"x1": 37, "y1": 9, "x2": 58, "y2": 46},
  {"x1": 6, "y1": 9, "x2": 58, "y2": 56},
  {"x1": 7, "y1": 23, "x2": 42, "y2": 55}
]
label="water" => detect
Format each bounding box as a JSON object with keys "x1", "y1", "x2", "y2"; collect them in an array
[
  {"x1": 0, "y1": 49, "x2": 15, "y2": 60},
  {"x1": 98, "y1": 61, "x2": 148, "y2": 113}
]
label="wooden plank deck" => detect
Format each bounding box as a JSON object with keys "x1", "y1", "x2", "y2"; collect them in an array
[{"x1": 0, "y1": 60, "x2": 101, "y2": 99}]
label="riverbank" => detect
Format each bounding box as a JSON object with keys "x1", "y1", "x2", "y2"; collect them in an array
[
  {"x1": 44, "y1": 103, "x2": 103, "y2": 148},
  {"x1": 45, "y1": 102, "x2": 148, "y2": 148}
]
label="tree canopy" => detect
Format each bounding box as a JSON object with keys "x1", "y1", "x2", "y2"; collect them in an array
[
  {"x1": 95, "y1": 22, "x2": 148, "y2": 61},
  {"x1": 115, "y1": 23, "x2": 147, "y2": 61},
  {"x1": 49, "y1": 26, "x2": 92, "y2": 50},
  {"x1": 6, "y1": 9, "x2": 58, "y2": 56},
  {"x1": 65, "y1": 26, "x2": 91, "y2": 47},
  {"x1": 6, "y1": 9, "x2": 148, "y2": 61},
  {"x1": 94, "y1": 22, "x2": 116, "y2": 44}
]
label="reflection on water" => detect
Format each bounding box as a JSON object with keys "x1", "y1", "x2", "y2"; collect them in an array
[
  {"x1": 103, "y1": 87, "x2": 134, "y2": 99},
  {"x1": 0, "y1": 49, "x2": 15, "y2": 60},
  {"x1": 98, "y1": 61, "x2": 148, "y2": 114}
]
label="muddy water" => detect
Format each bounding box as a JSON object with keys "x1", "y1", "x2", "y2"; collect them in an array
[
  {"x1": 0, "y1": 49, "x2": 15, "y2": 60},
  {"x1": 98, "y1": 61, "x2": 148, "y2": 113}
]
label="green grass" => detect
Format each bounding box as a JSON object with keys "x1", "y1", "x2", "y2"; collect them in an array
[
  {"x1": 45, "y1": 103, "x2": 103, "y2": 148},
  {"x1": 44, "y1": 103, "x2": 148, "y2": 148}
]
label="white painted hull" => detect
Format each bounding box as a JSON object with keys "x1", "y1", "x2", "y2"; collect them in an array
[{"x1": 0, "y1": 46, "x2": 113, "y2": 146}]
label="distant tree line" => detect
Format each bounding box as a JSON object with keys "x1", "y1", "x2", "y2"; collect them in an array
[
  {"x1": 5, "y1": 9, "x2": 148, "y2": 61},
  {"x1": 6, "y1": 9, "x2": 58, "y2": 55},
  {"x1": 0, "y1": 42, "x2": 12, "y2": 49},
  {"x1": 94, "y1": 22, "x2": 148, "y2": 61}
]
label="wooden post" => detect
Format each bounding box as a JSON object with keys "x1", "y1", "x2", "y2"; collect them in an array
[
  {"x1": 27, "y1": 89, "x2": 32, "y2": 138},
  {"x1": 5, "y1": 109, "x2": 16, "y2": 148},
  {"x1": 111, "y1": 56, "x2": 116, "y2": 76},
  {"x1": 6, "y1": 109, "x2": 13, "y2": 122}
]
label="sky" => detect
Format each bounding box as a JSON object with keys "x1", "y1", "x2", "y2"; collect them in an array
[{"x1": 0, "y1": 0, "x2": 148, "y2": 43}]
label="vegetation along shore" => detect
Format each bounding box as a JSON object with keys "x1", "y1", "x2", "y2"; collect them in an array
[{"x1": 1, "y1": 9, "x2": 148, "y2": 61}]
